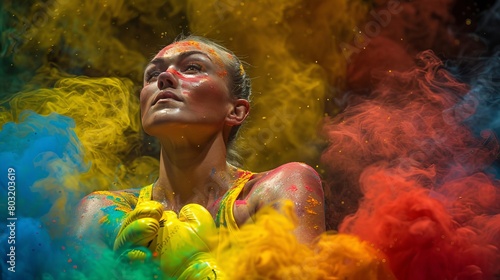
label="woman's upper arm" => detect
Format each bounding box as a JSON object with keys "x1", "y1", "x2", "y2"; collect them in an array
[
  {"x1": 70, "y1": 191, "x2": 132, "y2": 249},
  {"x1": 284, "y1": 162, "x2": 326, "y2": 243},
  {"x1": 254, "y1": 162, "x2": 326, "y2": 243},
  {"x1": 70, "y1": 193, "x2": 110, "y2": 247}
]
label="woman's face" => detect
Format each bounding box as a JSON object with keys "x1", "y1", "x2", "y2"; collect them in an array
[{"x1": 140, "y1": 41, "x2": 234, "y2": 141}]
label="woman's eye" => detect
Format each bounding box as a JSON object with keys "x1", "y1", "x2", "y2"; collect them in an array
[
  {"x1": 145, "y1": 71, "x2": 161, "y2": 82},
  {"x1": 184, "y1": 64, "x2": 202, "y2": 73}
]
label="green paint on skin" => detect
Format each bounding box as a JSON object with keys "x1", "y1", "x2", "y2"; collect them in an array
[
  {"x1": 100, "y1": 205, "x2": 128, "y2": 247},
  {"x1": 106, "y1": 195, "x2": 117, "y2": 200},
  {"x1": 104, "y1": 194, "x2": 124, "y2": 203},
  {"x1": 215, "y1": 170, "x2": 254, "y2": 228}
]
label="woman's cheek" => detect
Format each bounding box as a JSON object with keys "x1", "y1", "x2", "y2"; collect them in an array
[
  {"x1": 179, "y1": 77, "x2": 208, "y2": 97},
  {"x1": 139, "y1": 87, "x2": 153, "y2": 112},
  {"x1": 139, "y1": 91, "x2": 146, "y2": 107},
  {"x1": 204, "y1": 80, "x2": 229, "y2": 101}
]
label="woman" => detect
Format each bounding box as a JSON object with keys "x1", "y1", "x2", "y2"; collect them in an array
[{"x1": 72, "y1": 36, "x2": 325, "y2": 278}]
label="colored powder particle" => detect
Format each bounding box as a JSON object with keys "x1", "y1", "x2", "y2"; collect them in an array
[
  {"x1": 305, "y1": 196, "x2": 320, "y2": 215},
  {"x1": 305, "y1": 208, "x2": 317, "y2": 215},
  {"x1": 287, "y1": 185, "x2": 298, "y2": 192},
  {"x1": 306, "y1": 196, "x2": 320, "y2": 207}
]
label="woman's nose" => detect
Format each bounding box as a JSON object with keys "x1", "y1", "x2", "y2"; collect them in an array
[{"x1": 157, "y1": 69, "x2": 178, "y2": 90}]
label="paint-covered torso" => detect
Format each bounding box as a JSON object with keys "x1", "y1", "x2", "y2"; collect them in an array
[
  {"x1": 92, "y1": 162, "x2": 324, "y2": 247},
  {"x1": 94, "y1": 169, "x2": 258, "y2": 247}
]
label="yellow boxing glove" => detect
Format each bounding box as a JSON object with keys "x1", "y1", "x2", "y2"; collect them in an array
[
  {"x1": 113, "y1": 200, "x2": 163, "y2": 261},
  {"x1": 157, "y1": 204, "x2": 224, "y2": 280}
]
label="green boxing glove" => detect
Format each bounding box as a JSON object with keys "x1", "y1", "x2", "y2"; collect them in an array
[
  {"x1": 157, "y1": 204, "x2": 224, "y2": 280},
  {"x1": 113, "y1": 200, "x2": 163, "y2": 261}
]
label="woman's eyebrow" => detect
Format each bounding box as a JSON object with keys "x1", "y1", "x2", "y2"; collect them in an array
[{"x1": 147, "y1": 50, "x2": 213, "y2": 67}]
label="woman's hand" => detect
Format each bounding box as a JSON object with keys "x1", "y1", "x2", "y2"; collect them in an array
[
  {"x1": 158, "y1": 204, "x2": 224, "y2": 280},
  {"x1": 113, "y1": 200, "x2": 163, "y2": 261}
]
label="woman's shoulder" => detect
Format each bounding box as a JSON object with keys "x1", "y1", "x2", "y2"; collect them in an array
[
  {"x1": 81, "y1": 188, "x2": 142, "y2": 207},
  {"x1": 269, "y1": 162, "x2": 319, "y2": 175},
  {"x1": 77, "y1": 185, "x2": 152, "y2": 217},
  {"x1": 252, "y1": 162, "x2": 321, "y2": 186},
  {"x1": 244, "y1": 162, "x2": 323, "y2": 201},
  {"x1": 240, "y1": 162, "x2": 326, "y2": 242}
]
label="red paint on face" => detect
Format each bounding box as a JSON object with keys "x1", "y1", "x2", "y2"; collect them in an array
[
  {"x1": 217, "y1": 70, "x2": 228, "y2": 78},
  {"x1": 287, "y1": 185, "x2": 298, "y2": 192},
  {"x1": 207, "y1": 47, "x2": 229, "y2": 78},
  {"x1": 165, "y1": 67, "x2": 208, "y2": 94}
]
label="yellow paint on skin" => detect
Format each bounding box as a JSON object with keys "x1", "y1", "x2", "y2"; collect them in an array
[{"x1": 305, "y1": 195, "x2": 320, "y2": 215}]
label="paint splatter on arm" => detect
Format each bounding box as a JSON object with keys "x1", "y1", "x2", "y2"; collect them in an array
[{"x1": 254, "y1": 162, "x2": 326, "y2": 243}]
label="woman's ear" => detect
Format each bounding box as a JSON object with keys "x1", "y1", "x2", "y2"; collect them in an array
[{"x1": 226, "y1": 99, "x2": 250, "y2": 126}]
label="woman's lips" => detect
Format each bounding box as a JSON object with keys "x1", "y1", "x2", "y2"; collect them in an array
[{"x1": 152, "y1": 91, "x2": 181, "y2": 105}]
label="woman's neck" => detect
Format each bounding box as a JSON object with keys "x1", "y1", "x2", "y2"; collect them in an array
[{"x1": 153, "y1": 134, "x2": 235, "y2": 211}]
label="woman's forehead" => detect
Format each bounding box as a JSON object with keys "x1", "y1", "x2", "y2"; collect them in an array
[{"x1": 154, "y1": 41, "x2": 232, "y2": 63}]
